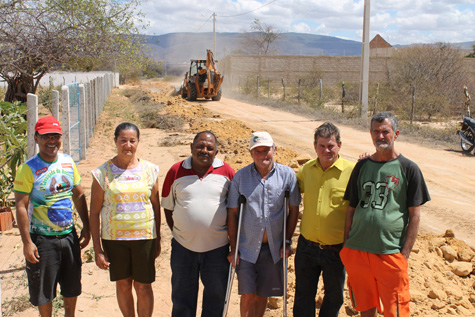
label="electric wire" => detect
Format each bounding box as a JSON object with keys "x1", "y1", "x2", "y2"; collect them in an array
[
  {"x1": 220, "y1": 0, "x2": 278, "y2": 18},
  {"x1": 196, "y1": 0, "x2": 279, "y2": 32}
]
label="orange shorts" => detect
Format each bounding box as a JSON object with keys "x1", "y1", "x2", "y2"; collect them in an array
[{"x1": 340, "y1": 247, "x2": 410, "y2": 317}]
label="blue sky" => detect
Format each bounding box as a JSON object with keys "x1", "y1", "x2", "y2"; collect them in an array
[{"x1": 139, "y1": 0, "x2": 475, "y2": 45}]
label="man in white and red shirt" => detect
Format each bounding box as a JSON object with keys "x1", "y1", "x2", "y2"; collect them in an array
[{"x1": 162, "y1": 131, "x2": 235, "y2": 317}]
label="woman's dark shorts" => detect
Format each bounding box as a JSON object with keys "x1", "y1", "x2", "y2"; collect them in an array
[{"x1": 102, "y1": 238, "x2": 157, "y2": 284}]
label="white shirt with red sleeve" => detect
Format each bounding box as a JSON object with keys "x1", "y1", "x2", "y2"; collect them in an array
[{"x1": 161, "y1": 156, "x2": 235, "y2": 252}]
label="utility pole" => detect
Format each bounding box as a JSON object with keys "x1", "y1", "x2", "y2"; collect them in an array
[
  {"x1": 213, "y1": 12, "x2": 216, "y2": 54},
  {"x1": 359, "y1": 0, "x2": 370, "y2": 118}
]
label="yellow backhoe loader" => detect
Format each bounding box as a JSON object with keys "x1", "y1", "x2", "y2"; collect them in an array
[{"x1": 179, "y1": 49, "x2": 223, "y2": 101}]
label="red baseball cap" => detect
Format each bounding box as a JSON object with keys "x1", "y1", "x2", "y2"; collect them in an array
[{"x1": 35, "y1": 116, "x2": 62, "y2": 135}]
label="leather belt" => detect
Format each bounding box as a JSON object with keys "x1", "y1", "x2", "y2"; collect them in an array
[{"x1": 303, "y1": 236, "x2": 343, "y2": 252}]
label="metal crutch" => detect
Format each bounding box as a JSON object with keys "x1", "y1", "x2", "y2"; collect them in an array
[
  {"x1": 223, "y1": 194, "x2": 246, "y2": 317},
  {"x1": 283, "y1": 190, "x2": 290, "y2": 317}
]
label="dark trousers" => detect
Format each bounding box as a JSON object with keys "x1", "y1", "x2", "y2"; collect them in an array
[
  {"x1": 293, "y1": 235, "x2": 345, "y2": 317},
  {"x1": 170, "y1": 238, "x2": 229, "y2": 317}
]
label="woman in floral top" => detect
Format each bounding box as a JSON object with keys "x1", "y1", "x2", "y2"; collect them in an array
[{"x1": 90, "y1": 122, "x2": 160, "y2": 317}]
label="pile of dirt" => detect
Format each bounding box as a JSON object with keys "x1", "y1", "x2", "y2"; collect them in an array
[
  {"x1": 408, "y1": 231, "x2": 475, "y2": 315},
  {"x1": 166, "y1": 104, "x2": 216, "y2": 118},
  {"x1": 150, "y1": 90, "x2": 183, "y2": 105}
]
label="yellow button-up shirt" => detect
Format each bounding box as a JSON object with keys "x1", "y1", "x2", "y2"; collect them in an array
[{"x1": 297, "y1": 156, "x2": 355, "y2": 245}]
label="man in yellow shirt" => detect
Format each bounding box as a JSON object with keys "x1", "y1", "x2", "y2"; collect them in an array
[{"x1": 293, "y1": 122, "x2": 355, "y2": 317}]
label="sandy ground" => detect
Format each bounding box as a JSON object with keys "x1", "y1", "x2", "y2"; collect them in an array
[{"x1": 1, "y1": 81, "x2": 475, "y2": 316}]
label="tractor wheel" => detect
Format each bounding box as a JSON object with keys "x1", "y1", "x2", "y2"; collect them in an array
[
  {"x1": 180, "y1": 86, "x2": 187, "y2": 99},
  {"x1": 212, "y1": 88, "x2": 222, "y2": 101},
  {"x1": 188, "y1": 84, "x2": 197, "y2": 101}
]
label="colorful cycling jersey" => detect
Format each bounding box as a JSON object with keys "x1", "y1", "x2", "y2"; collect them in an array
[
  {"x1": 91, "y1": 159, "x2": 159, "y2": 240},
  {"x1": 13, "y1": 153, "x2": 81, "y2": 236}
]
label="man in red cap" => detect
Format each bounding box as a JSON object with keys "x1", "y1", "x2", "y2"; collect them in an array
[{"x1": 13, "y1": 116, "x2": 90, "y2": 317}]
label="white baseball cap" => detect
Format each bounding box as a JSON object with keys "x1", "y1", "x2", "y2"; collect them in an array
[{"x1": 249, "y1": 131, "x2": 274, "y2": 150}]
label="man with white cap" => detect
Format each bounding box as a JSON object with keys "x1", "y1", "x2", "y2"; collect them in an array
[{"x1": 227, "y1": 131, "x2": 300, "y2": 317}]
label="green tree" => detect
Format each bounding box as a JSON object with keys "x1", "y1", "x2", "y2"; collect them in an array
[
  {"x1": 0, "y1": 0, "x2": 147, "y2": 102},
  {"x1": 240, "y1": 19, "x2": 283, "y2": 55},
  {"x1": 0, "y1": 101, "x2": 27, "y2": 206}
]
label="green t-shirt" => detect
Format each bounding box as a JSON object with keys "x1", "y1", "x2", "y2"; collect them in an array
[{"x1": 344, "y1": 155, "x2": 430, "y2": 254}]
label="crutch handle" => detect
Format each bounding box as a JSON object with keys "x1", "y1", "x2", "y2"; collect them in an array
[{"x1": 239, "y1": 194, "x2": 246, "y2": 204}]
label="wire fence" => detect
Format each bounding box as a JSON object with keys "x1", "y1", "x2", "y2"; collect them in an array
[{"x1": 26, "y1": 72, "x2": 116, "y2": 163}]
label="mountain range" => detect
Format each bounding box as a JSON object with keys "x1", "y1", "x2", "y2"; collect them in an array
[{"x1": 143, "y1": 32, "x2": 475, "y2": 65}]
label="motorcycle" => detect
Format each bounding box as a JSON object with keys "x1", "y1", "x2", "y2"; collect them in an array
[{"x1": 457, "y1": 115, "x2": 475, "y2": 154}]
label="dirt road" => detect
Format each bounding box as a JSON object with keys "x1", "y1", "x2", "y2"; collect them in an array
[{"x1": 205, "y1": 96, "x2": 475, "y2": 248}]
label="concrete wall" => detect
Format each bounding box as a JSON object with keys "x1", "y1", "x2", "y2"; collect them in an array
[
  {"x1": 220, "y1": 54, "x2": 475, "y2": 88},
  {"x1": 0, "y1": 71, "x2": 119, "y2": 88}
]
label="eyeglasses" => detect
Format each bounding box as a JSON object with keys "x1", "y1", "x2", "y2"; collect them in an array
[{"x1": 39, "y1": 134, "x2": 62, "y2": 141}]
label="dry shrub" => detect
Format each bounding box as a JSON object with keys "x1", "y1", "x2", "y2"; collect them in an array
[
  {"x1": 387, "y1": 43, "x2": 468, "y2": 120},
  {"x1": 123, "y1": 89, "x2": 151, "y2": 103},
  {"x1": 141, "y1": 112, "x2": 185, "y2": 131}
]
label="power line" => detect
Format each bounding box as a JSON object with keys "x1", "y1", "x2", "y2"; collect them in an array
[
  {"x1": 196, "y1": 14, "x2": 213, "y2": 32},
  {"x1": 220, "y1": 0, "x2": 278, "y2": 18},
  {"x1": 194, "y1": 0, "x2": 279, "y2": 41}
]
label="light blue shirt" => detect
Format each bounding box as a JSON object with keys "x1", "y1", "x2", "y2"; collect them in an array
[{"x1": 227, "y1": 162, "x2": 301, "y2": 264}]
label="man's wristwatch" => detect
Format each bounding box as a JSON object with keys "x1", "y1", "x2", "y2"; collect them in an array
[{"x1": 285, "y1": 239, "x2": 292, "y2": 245}]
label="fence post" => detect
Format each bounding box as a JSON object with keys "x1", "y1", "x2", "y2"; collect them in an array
[
  {"x1": 268, "y1": 79, "x2": 270, "y2": 98},
  {"x1": 319, "y1": 79, "x2": 323, "y2": 100},
  {"x1": 94, "y1": 78, "x2": 100, "y2": 125},
  {"x1": 256, "y1": 76, "x2": 259, "y2": 98},
  {"x1": 282, "y1": 78, "x2": 286, "y2": 101},
  {"x1": 341, "y1": 81, "x2": 346, "y2": 113},
  {"x1": 411, "y1": 85, "x2": 415, "y2": 128},
  {"x1": 61, "y1": 86, "x2": 71, "y2": 156},
  {"x1": 101, "y1": 76, "x2": 105, "y2": 112},
  {"x1": 79, "y1": 84, "x2": 86, "y2": 160},
  {"x1": 373, "y1": 83, "x2": 379, "y2": 115},
  {"x1": 90, "y1": 81, "x2": 95, "y2": 133},
  {"x1": 52, "y1": 90, "x2": 59, "y2": 120},
  {"x1": 298, "y1": 79, "x2": 301, "y2": 104},
  {"x1": 85, "y1": 82, "x2": 91, "y2": 145},
  {"x1": 27, "y1": 94, "x2": 38, "y2": 159}
]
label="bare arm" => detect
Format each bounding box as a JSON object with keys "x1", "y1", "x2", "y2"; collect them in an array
[
  {"x1": 150, "y1": 177, "x2": 161, "y2": 258},
  {"x1": 281, "y1": 204, "x2": 299, "y2": 258},
  {"x1": 72, "y1": 184, "x2": 90, "y2": 249},
  {"x1": 401, "y1": 205, "x2": 421, "y2": 260},
  {"x1": 14, "y1": 192, "x2": 39, "y2": 263},
  {"x1": 343, "y1": 206, "x2": 356, "y2": 244},
  {"x1": 89, "y1": 178, "x2": 109, "y2": 270},
  {"x1": 164, "y1": 209, "x2": 174, "y2": 231},
  {"x1": 227, "y1": 207, "x2": 239, "y2": 267}
]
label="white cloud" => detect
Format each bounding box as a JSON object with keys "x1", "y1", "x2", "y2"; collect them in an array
[
  {"x1": 291, "y1": 22, "x2": 312, "y2": 34},
  {"x1": 138, "y1": 0, "x2": 475, "y2": 45}
]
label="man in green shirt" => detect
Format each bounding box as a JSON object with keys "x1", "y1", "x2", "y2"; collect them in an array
[
  {"x1": 293, "y1": 122, "x2": 355, "y2": 317},
  {"x1": 341, "y1": 112, "x2": 430, "y2": 317}
]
